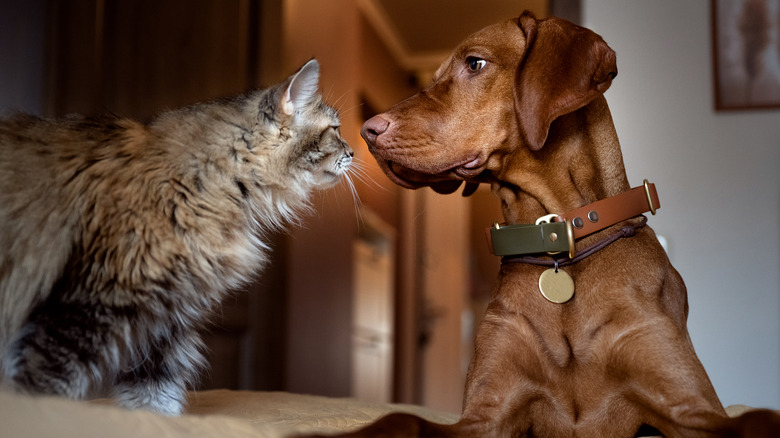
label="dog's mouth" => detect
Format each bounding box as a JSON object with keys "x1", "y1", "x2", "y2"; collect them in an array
[{"x1": 380, "y1": 156, "x2": 487, "y2": 194}]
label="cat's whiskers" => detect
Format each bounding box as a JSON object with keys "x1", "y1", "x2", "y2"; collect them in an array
[
  {"x1": 340, "y1": 165, "x2": 364, "y2": 225},
  {"x1": 329, "y1": 92, "x2": 362, "y2": 118},
  {"x1": 335, "y1": 157, "x2": 394, "y2": 226},
  {"x1": 328, "y1": 91, "x2": 352, "y2": 114},
  {"x1": 338, "y1": 103, "x2": 365, "y2": 118},
  {"x1": 348, "y1": 159, "x2": 387, "y2": 193},
  {"x1": 323, "y1": 87, "x2": 352, "y2": 114}
]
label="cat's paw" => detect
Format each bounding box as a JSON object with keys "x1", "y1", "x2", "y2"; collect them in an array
[{"x1": 113, "y1": 382, "x2": 186, "y2": 416}]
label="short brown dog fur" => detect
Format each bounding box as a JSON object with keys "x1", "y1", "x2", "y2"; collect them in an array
[{"x1": 348, "y1": 12, "x2": 780, "y2": 438}]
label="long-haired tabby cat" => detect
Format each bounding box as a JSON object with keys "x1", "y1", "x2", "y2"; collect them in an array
[{"x1": 0, "y1": 59, "x2": 353, "y2": 415}]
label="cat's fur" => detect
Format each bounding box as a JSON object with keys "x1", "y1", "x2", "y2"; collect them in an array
[{"x1": 0, "y1": 59, "x2": 352, "y2": 415}]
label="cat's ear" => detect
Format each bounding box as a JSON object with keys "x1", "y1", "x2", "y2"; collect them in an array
[{"x1": 282, "y1": 59, "x2": 320, "y2": 116}]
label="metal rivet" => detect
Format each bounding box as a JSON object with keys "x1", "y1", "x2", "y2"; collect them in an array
[
  {"x1": 572, "y1": 217, "x2": 584, "y2": 229},
  {"x1": 549, "y1": 232, "x2": 558, "y2": 242},
  {"x1": 588, "y1": 211, "x2": 599, "y2": 223}
]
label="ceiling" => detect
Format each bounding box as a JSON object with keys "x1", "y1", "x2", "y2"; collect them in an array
[{"x1": 358, "y1": 0, "x2": 549, "y2": 73}]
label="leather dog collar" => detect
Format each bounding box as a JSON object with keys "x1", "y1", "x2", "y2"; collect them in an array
[{"x1": 488, "y1": 179, "x2": 659, "y2": 258}]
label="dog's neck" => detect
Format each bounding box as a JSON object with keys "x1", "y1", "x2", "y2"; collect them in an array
[{"x1": 491, "y1": 96, "x2": 630, "y2": 225}]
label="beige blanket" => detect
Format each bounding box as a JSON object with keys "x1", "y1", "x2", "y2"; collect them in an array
[
  {"x1": 0, "y1": 389, "x2": 766, "y2": 437},
  {"x1": 0, "y1": 389, "x2": 458, "y2": 437}
]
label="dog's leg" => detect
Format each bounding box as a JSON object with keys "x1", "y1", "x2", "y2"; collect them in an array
[
  {"x1": 609, "y1": 318, "x2": 731, "y2": 437},
  {"x1": 728, "y1": 408, "x2": 780, "y2": 437},
  {"x1": 315, "y1": 412, "x2": 458, "y2": 437},
  {"x1": 454, "y1": 302, "x2": 555, "y2": 437},
  {"x1": 298, "y1": 304, "x2": 549, "y2": 438}
]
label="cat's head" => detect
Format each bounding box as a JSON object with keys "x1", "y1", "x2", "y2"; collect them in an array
[{"x1": 274, "y1": 59, "x2": 353, "y2": 190}]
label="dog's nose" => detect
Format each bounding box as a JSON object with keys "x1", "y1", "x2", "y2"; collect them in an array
[{"x1": 360, "y1": 115, "x2": 389, "y2": 148}]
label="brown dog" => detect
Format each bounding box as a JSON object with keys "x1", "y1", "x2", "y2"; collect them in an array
[{"x1": 339, "y1": 12, "x2": 780, "y2": 438}]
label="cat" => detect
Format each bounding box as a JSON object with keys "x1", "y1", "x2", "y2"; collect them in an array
[{"x1": 0, "y1": 59, "x2": 353, "y2": 415}]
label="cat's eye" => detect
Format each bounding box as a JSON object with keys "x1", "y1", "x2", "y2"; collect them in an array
[
  {"x1": 466, "y1": 57, "x2": 487, "y2": 72},
  {"x1": 320, "y1": 125, "x2": 340, "y2": 140}
]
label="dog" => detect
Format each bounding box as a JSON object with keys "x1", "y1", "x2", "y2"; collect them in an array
[{"x1": 332, "y1": 12, "x2": 780, "y2": 438}]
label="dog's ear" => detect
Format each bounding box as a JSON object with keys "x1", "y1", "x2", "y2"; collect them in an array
[{"x1": 514, "y1": 13, "x2": 617, "y2": 151}]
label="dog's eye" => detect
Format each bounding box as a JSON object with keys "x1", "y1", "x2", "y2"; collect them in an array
[{"x1": 466, "y1": 57, "x2": 487, "y2": 72}]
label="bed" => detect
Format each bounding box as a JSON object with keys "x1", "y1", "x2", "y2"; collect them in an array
[
  {"x1": 0, "y1": 389, "x2": 457, "y2": 437},
  {"x1": 0, "y1": 389, "x2": 765, "y2": 437}
]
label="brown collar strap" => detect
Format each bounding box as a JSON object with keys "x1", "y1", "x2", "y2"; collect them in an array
[{"x1": 487, "y1": 179, "x2": 659, "y2": 258}]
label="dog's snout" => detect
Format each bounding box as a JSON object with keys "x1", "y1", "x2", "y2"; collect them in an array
[{"x1": 360, "y1": 115, "x2": 390, "y2": 147}]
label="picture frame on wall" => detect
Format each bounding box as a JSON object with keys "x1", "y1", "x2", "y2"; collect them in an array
[{"x1": 712, "y1": 0, "x2": 780, "y2": 110}]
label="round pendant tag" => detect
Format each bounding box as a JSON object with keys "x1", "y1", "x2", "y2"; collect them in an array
[{"x1": 538, "y1": 268, "x2": 575, "y2": 303}]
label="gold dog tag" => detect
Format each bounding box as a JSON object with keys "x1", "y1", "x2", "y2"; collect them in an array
[{"x1": 538, "y1": 268, "x2": 575, "y2": 303}]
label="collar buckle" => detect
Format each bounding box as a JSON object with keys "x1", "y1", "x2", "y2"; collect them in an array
[
  {"x1": 643, "y1": 179, "x2": 657, "y2": 215},
  {"x1": 565, "y1": 219, "x2": 576, "y2": 259},
  {"x1": 535, "y1": 213, "x2": 567, "y2": 257},
  {"x1": 535, "y1": 213, "x2": 560, "y2": 225}
]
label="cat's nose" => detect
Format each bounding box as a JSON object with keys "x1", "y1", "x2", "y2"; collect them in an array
[{"x1": 360, "y1": 115, "x2": 389, "y2": 149}]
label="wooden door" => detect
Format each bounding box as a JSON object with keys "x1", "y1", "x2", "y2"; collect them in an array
[
  {"x1": 45, "y1": 0, "x2": 286, "y2": 391},
  {"x1": 351, "y1": 210, "x2": 396, "y2": 403},
  {"x1": 417, "y1": 190, "x2": 470, "y2": 414}
]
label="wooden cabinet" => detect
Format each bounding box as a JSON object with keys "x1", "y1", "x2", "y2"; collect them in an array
[
  {"x1": 46, "y1": 0, "x2": 255, "y2": 119},
  {"x1": 351, "y1": 211, "x2": 395, "y2": 403}
]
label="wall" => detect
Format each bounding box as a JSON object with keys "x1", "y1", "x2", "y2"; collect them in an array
[
  {"x1": 583, "y1": 0, "x2": 780, "y2": 409},
  {"x1": 0, "y1": 0, "x2": 45, "y2": 114}
]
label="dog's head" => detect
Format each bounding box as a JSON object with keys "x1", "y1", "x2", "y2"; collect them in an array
[{"x1": 361, "y1": 12, "x2": 617, "y2": 195}]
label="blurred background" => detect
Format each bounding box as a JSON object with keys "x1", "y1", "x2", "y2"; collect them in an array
[{"x1": 1, "y1": 0, "x2": 777, "y2": 414}]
